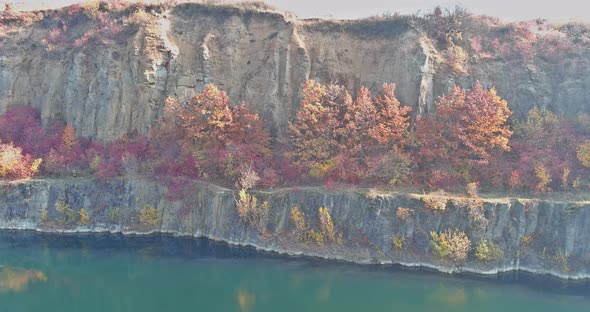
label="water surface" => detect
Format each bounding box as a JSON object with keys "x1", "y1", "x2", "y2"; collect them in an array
[{"x1": 0, "y1": 232, "x2": 588, "y2": 312}]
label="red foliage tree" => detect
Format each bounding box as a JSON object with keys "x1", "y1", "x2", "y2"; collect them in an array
[
  {"x1": 415, "y1": 82, "x2": 512, "y2": 189},
  {"x1": 0, "y1": 106, "x2": 53, "y2": 156},
  {"x1": 369, "y1": 83, "x2": 412, "y2": 148},
  {"x1": 166, "y1": 84, "x2": 272, "y2": 185},
  {"x1": 507, "y1": 107, "x2": 584, "y2": 192}
]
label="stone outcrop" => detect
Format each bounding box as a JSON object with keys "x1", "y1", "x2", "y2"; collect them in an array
[
  {"x1": 0, "y1": 3, "x2": 588, "y2": 140},
  {"x1": 1, "y1": 177, "x2": 589, "y2": 279}
]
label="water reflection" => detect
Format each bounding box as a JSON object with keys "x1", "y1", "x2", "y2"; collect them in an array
[
  {"x1": 427, "y1": 284, "x2": 467, "y2": 308},
  {"x1": 237, "y1": 289, "x2": 256, "y2": 312},
  {"x1": 0, "y1": 266, "x2": 47, "y2": 292},
  {"x1": 0, "y1": 232, "x2": 588, "y2": 312},
  {"x1": 315, "y1": 271, "x2": 334, "y2": 303}
]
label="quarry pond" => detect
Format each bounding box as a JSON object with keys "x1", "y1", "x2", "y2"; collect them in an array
[{"x1": 0, "y1": 232, "x2": 588, "y2": 312}]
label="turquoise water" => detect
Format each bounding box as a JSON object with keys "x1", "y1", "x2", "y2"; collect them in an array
[{"x1": 0, "y1": 232, "x2": 588, "y2": 312}]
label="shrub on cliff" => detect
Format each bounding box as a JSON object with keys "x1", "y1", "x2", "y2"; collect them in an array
[
  {"x1": 423, "y1": 190, "x2": 448, "y2": 211},
  {"x1": 290, "y1": 206, "x2": 307, "y2": 241},
  {"x1": 138, "y1": 205, "x2": 161, "y2": 229},
  {"x1": 79, "y1": 208, "x2": 91, "y2": 226},
  {"x1": 396, "y1": 207, "x2": 414, "y2": 221},
  {"x1": 474, "y1": 239, "x2": 503, "y2": 262},
  {"x1": 318, "y1": 207, "x2": 335, "y2": 243},
  {"x1": 55, "y1": 200, "x2": 77, "y2": 226},
  {"x1": 430, "y1": 229, "x2": 471, "y2": 262},
  {"x1": 236, "y1": 190, "x2": 269, "y2": 233}
]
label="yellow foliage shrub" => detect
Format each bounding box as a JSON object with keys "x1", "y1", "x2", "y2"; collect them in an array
[
  {"x1": 474, "y1": 240, "x2": 503, "y2": 262},
  {"x1": 396, "y1": 207, "x2": 414, "y2": 221},
  {"x1": 290, "y1": 207, "x2": 307, "y2": 241},
  {"x1": 534, "y1": 163, "x2": 551, "y2": 192},
  {"x1": 318, "y1": 207, "x2": 335, "y2": 243},
  {"x1": 308, "y1": 230, "x2": 324, "y2": 246},
  {"x1": 39, "y1": 207, "x2": 49, "y2": 224},
  {"x1": 430, "y1": 229, "x2": 470, "y2": 262},
  {"x1": 309, "y1": 160, "x2": 335, "y2": 179},
  {"x1": 392, "y1": 235, "x2": 405, "y2": 249},
  {"x1": 423, "y1": 192, "x2": 448, "y2": 211},
  {"x1": 79, "y1": 209, "x2": 90, "y2": 226},
  {"x1": 108, "y1": 208, "x2": 122, "y2": 224},
  {"x1": 55, "y1": 200, "x2": 77, "y2": 225},
  {"x1": 139, "y1": 206, "x2": 161, "y2": 228},
  {"x1": 236, "y1": 190, "x2": 269, "y2": 233}
]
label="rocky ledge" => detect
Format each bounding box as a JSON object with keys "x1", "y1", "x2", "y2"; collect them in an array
[{"x1": 1, "y1": 177, "x2": 589, "y2": 279}]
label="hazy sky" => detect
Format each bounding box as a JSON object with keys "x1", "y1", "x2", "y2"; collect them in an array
[{"x1": 3, "y1": 0, "x2": 589, "y2": 21}]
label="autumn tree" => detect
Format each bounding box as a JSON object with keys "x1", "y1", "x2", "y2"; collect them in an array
[
  {"x1": 415, "y1": 82, "x2": 512, "y2": 188},
  {"x1": 169, "y1": 84, "x2": 233, "y2": 149},
  {"x1": 44, "y1": 124, "x2": 88, "y2": 175},
  {"x1": 0, "y1": 106, "x2": 51, "y2": 157},
  {"x1": 369, "y1": 83, "x2": 412, "y2": 148},
  {"x1": 288, "y1": 81, "x2": 411, "y2": 184},
  {"x1": 343, "y1": 86, "x2": 376, "y2": 161},
  {"x1": 361, "y1": 83, "x2": 413, "y2": 184},
  {"x1": 0, "y1": 142, "x2": 42, "y2": 179},
  {"x1": 61, "y1": 125, "x2": 79, "y2": 151},
  {"x1": 166, "y1": 84, "x2": 272, "y2": 185},
  {"x1": 345, "y1": 84, "x2": 411, "y2": 161},
  {"x1": 510, "y1": 107, "x2": 581, "y2": 192},
  {"x1": 287, "y1": 81, "x2": 348, "y2": 172}
]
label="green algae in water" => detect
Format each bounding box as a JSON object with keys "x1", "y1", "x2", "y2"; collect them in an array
[{"x1": 0, "y1": 232, "x2": 588, "y2": 312}]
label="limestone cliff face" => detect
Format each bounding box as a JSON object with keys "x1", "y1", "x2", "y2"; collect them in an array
[
  {"x1": 1, "y1": 178, "x2": 589, "y2": 279},
  {"x1": 1, "y1": 3, "x2": 588, "y2": 140}
]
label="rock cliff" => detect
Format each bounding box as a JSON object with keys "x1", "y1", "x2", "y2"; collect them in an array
[
  {"x1": 1, "y1": 177, "x2": 589, "y2": 279},
  {"x1": 1, "y1": 3, "x2": 589, "y2": 140}
]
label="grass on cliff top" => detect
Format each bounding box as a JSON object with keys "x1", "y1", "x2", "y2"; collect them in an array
[
  {"x1": 256, "y1": 182, "x2": 590, "y2": 205},
  {"x1": 2, "y1": 176, "x2": 590, "y2": 206}
]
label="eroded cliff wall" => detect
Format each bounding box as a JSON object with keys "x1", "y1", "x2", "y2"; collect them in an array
[
  {"x1": 1, "y1": 178, "x2": 589, "y2": 279},
  {"x1": 1, "y1": 4, "x2": 588, "y2": 140}
]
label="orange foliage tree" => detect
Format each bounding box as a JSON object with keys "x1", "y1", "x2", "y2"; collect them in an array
[
  {"x1": 44, "y1": 124, "x2": 87, "y2": 175},
  {"x1": 415, "y1": 82, "x2": 512, "y2": 188},
  {"x1": 287, "y1": 81, "x2": 349, "y2": 173},
  {"x1": 61, "y1": 125, "x2": 79, "y2": 151},
  {"x1": 345, "y1": 85, "x2": 412, "y2": 159},
  {"x1": 288, "y1": 80, "x2": 412, "y2": 184},
  {"x1": 166, "y1": 84, "x2": 272, "y2": 184}
]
